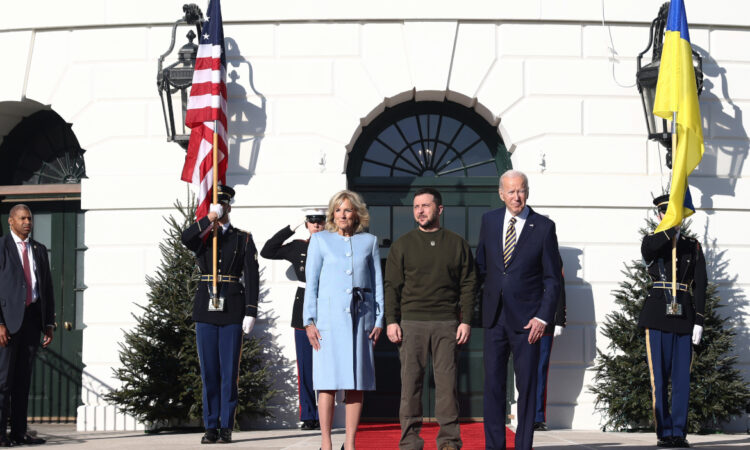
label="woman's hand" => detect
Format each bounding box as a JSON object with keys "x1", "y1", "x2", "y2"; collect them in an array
[
  {"x1": 306, "y1": 324, "x2": 321, "y2": 350},
  {"x1": 369, "y1": 327, "x2": 382, "y2": 346}
]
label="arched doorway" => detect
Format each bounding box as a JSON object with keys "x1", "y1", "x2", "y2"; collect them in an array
[
  {"x1": 0, "y1": 104, "x2": 85, "y2": 423},
  {"x1": 347, "y1": 98, "x2": 511, "y2": 421}
]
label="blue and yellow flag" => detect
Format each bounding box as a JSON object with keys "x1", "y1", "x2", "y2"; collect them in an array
[{"x1": 652, "y1": 0, "x2": 704, "y2": 233}]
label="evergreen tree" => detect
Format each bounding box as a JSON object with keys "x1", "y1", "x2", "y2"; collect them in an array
[
  {"x1": 591, "y1": 217, "x2": 750, "y2": 433},
  {"x1": 106, "y1": 198, "x2": 275, "y2": 430}
]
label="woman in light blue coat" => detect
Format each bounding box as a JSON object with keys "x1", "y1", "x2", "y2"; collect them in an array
[{"x1": 303, "y1": 190, "x2": 384, "y2": 450}]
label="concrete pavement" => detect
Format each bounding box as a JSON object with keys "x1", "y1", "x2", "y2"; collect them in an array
[{"x1": 24, "y1": 424, "x2": 750, "y2": 449}]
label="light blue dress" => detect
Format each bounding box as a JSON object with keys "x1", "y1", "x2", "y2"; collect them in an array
[{"x1": 302, "y1": 230, "x2": 384, "y2": 391}]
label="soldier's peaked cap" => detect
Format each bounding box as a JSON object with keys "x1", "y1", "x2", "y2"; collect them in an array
[
  {"x1": 217, "y1": 185, "x2": 235, "y2": 204},
  {"x1": 303, "y1": 207, "x2": 327, "y2": 221},
  {"x1": 653, "y1": 194, "x2": 669, "y2": 213}
]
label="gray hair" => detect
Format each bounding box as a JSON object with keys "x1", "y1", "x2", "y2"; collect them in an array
[{"x1": 499, "y1": 169, "x2": 529, "y2": 191}]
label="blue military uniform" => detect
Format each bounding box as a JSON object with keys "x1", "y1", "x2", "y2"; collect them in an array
[
  {"x1": 534, "y1": 259, "x2": 566, "y2": 430},
  {"x1": 181, "y1": 186, "x2": 259, "y2": 443},
  {"x1": 639, "y1": 195, "x2": 706, "y2": 448},
  {"x1": 260, "y1": 223, "x2": 320, "y2": 429}
]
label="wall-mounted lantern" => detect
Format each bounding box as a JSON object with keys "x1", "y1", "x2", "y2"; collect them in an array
[
  {"x1": 636, "y1": 1, "x2": 703, "y2": 169},
  {"x1": 156, "y1": 4, "x2": 204, "y2": 149}
]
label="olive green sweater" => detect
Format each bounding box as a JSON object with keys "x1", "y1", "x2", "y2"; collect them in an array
[{"x1": 384, "y1": 228, "x2": 477, "y2": 324}]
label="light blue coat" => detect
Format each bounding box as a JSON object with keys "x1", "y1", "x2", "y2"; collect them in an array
[{"x1": 302, "y1": 231, "x2": 384, "y2": 391}]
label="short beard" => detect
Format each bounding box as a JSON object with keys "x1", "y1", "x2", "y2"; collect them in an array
[{"x1": 420, "y1": 215, "x2": 440, "y2": 230}]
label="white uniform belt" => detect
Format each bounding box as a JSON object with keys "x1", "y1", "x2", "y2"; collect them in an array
[{"x1": 295, "y1": 280, "x2": 306, "y2": 289}]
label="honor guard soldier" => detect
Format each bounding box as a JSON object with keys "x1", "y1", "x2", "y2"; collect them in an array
[
  {"x1": 260, "y1": 208, "x2": 326, "y2": 431},
  {"x1": 639, "y1": 194, "x2": 707, "y2": 448},
  {"x1": 533, "y1": 258, "x2": 566, "y2": 432},
  {"x1": 181, "y1": 185, "x2": 260, "y2": 444}
]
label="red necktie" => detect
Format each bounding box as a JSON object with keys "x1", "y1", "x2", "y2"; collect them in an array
[{"x1": 22, "y1": 241, "x2": 32, "y2": 306}]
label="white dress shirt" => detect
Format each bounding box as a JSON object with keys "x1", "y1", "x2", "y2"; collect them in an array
[
  {"x1": 501, "y1": 206, "x2": 530, "y2": 252},
  {"x1": 11, "y1": 231, "x2": 38, "y2": 302}
]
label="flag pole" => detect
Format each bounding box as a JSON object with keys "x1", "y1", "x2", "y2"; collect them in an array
[
  {"x1": 671, "y1": 112, "x2": 678, "y2": 301},
  {"x1": 212, "y1": 120, "x2": 219, "y2": 307}
]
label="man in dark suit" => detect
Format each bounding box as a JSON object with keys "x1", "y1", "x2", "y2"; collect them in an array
[
  {"x1": 476, "y1": 170, "x2": 562, "y2": 450},
  {"x1": 0, "y1": 204, "x2": 55, "y2": 447},
  {"x1": 181, "y1": 185, "x2": 259, "y2": 444}
]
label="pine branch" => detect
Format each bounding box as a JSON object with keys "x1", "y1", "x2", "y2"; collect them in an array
[{"x1": 590, "y1": 216, "x2": 750, "y2": 432}]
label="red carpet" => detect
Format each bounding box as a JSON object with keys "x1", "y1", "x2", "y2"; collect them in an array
[{"x1": 355, "y1": 422, "x2": 515, "y2": 449}]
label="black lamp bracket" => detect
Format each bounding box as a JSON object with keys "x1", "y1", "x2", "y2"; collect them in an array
[{"x1": 157, "y1": 4, "x2": 204, "y2": 89}]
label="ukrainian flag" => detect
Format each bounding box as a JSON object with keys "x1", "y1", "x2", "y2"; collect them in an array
[{"x1": 652, "y1": 0, "x2": 704, "y2": 233}]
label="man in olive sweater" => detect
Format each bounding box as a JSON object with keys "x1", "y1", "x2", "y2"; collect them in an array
[{"x1": 385, "y1": 187, "x2": 477, "y2": 450}]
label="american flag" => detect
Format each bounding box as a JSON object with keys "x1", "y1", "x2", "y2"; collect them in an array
[{"x1": 181, "y1": 0, "x2": 228, "y2": 219}]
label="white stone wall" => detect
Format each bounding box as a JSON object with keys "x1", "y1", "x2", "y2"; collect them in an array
[{"x1": 2, "y1": 0, "x2": 749, "y2": 432}]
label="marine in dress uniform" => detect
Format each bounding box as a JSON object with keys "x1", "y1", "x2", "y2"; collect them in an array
[
  {"x1": 639, "y1": 194, "x2": 706, "y2": 449},
  {"x1": 259, "y1": 208, "x2": 325, "y2": 430},
  {"x1": 181, "y1": 185, "x2": 260, "y2": 444},
  {"x1": 533, "y1": 259, "x2": 566, "y2": 432}
]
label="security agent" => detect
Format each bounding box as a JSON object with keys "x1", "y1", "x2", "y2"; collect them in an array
[
  {"x1": 260, "y1": 208, "x2": 326, "y2": 430},
  {"x1": 181, "y1": 185, "x2": 260, "y2": 444},
  {"x1": 639, "y1": 194, "x2": 706, "y2": 448}
]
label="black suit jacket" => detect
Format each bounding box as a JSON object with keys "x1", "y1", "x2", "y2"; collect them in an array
[
  {"x1": 0, "y1": 234, "x2": 55, "y2": 334},
  {"x1": 476, "y1": 206, "x2": 562, "y2": 330}
]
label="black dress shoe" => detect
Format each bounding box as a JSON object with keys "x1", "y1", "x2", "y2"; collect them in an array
[
  {"x1": 201, "y1": 429, "x2": 219, "y2": 444},
  {"x1": 301, "y1": 420, "x2": 316, "y2": 430},
  {"x1": 672, "y1": 437, "x2": 690, "y2": 448},
  {"x1": 533, "y1": 421, "x2": 548, "y2": 431},
  {"x1": 657, "y1": 437, "x2": 674, "y2": 448},
  {"x1": 10, "y1": 433, "x2": 45, "y2": 445},
  {"x1": 218, "y1": 428, "x2": 232, "y2": 443},
  {"x1": 0, "y1": 436, "x2": 12, "y2": 447}
]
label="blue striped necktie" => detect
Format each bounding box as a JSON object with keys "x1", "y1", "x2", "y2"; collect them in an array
[{"x1": 504, "y1": 217, "x2": 517, "y2": 267}]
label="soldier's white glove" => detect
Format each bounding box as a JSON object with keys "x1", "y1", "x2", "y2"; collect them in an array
[
  {"x1": 209, "y1": 203, "x2": 224, "y2": 220},
  {"x1": 554, "y1": 325, "x2": 563, "y2": 337},
  {"x1": 242, "y1": 316, "x2": 256, "y2": 334},
  {"x1": 692, "y1": 325, "x2": 703, "y2": 345}
]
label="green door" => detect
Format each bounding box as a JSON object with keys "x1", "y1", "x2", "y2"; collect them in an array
[
  {"x1": 0, "y1": 105, "x2": 87, "y2": 422},
  {"x1": 1, "y1": 200, "x2": 84, "y2": 422},
  {"x1": 361, "y1": 184, "x2": 499, "y2": 420},
  {"x1": 347, "y1": 99, "x2": 512, "y2": 421}
]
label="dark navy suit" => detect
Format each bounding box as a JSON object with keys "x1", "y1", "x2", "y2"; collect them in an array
[
  {"x1": 476, "y1": 206, "x2": 561, "y2": 450},
  {"x1": 0, "y1": 234, "x2": 55, "y2": 441}
]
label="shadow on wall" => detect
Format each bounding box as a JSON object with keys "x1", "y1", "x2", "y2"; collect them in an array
[
  {"x1": 702, "y1": 218, "x2": 750, "y2": 431},
  {"x1": 548, "y1": 246, "x2": 595, "y2": 428},
  {"x1": 692, "y1": 47, "x2": 749, "y2": 211},
  {"x1": 241, "y1": 273, "x2": 299, "y2": 429},
  {"x1": 224, "y1": 37, "x2": 266, "y2": 187}
]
